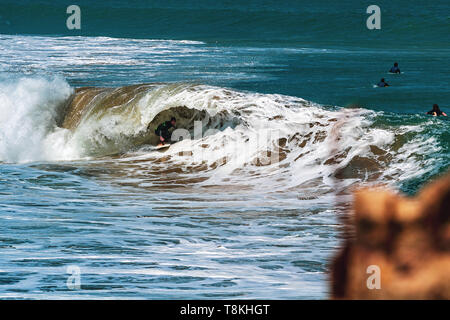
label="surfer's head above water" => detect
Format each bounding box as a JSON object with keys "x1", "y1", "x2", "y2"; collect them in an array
[
  {"x1": 389, "y1": 62, "x2": 401, "y2": 74},
  {"x1": 377, "y1": 78, "x2": 389, "y2": 87}
]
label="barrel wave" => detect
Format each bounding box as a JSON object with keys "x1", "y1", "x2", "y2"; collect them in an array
[{"x1": 0, "y1": 76, "x2": 444, "y2": 196}]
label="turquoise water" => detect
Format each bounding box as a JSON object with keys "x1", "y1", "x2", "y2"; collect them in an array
[{"x1": 0, "y1": 1, "x2": 449, "y2": 298}]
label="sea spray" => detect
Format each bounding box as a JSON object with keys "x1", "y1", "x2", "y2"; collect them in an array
[{"x1": 0, "y1": 76, "x2": 73, "y2": 163}]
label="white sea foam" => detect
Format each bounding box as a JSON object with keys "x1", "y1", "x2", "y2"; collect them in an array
[
  {"x1": 0, "y1": 35, "x2": 207, "y2": 74},
  {"x1": 0, "y1": 75, "x2": 73, "y2": 162}
]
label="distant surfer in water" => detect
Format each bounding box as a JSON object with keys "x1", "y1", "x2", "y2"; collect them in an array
[
  {"x1": 389, "y1": 62, "x2": 401, "y2": 74},
  {"x1": 426, "y1": 104, "x2": 447, "y2": 117},
  {"x1": 155, "y1": 117, "x2": 176, "y2": 145},
  {"x1": 377, "y1": 78, "x2": 390, "y2": 87}
]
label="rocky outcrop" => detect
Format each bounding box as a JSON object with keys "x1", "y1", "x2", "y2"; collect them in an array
[{"x1": 331, "y1": 173, "x2": 450, "y2": 299}]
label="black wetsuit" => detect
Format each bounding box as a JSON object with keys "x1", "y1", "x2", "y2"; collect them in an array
[
  {"x1": 155, "y1": 121, "x2": 174, "y2": 141},
  {"x1": 427, "y1": 110, "x2": 444, "y2": 116},
  {"x1": 389, "y1": 66, "x2": 401, "y2": 74}
]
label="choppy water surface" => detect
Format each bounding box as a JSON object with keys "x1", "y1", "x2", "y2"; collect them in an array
[
  {"x1": 0, "y1": 161, "x2": 344, "y2": 299},
  {"x1": 0, "y1": 1, "x2": 449, "y2": 299}
]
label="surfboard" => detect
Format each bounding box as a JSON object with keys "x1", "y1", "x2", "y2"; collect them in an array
[{"x1": 152, "y1": 144, "x2": 171, "y2": 151}]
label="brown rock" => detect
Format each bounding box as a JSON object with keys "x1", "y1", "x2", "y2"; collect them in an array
[{"x1": 331, "y1": 173, "x2": 450, "y2": 299}]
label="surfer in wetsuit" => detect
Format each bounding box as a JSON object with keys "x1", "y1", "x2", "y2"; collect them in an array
[
  {"x1": 155, "y1": 117, "x2": 176, "y2": 145},
  {"x1": 389, "y1": 62, "x2": 401, "y2": 74},
  {"x1": 377, "y1": 78, "x2": 390, "y2": 87},
  {"x1": 426, "y1": 104, "x2": 447, "y2": 117}
]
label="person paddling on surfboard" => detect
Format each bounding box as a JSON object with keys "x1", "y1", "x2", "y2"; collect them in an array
[
  {"x1": 426, "y1": 104, "x2": 447, "y2": 117},
  {"x1": 389, "y1": 62, "x2": 401, "y2": 74},
  {"x1": 377, "y1": 78, "x2": 390, "y2": 87},
  {"x1": 155, "y1": 117, "x2": 176, "y2": 146}
]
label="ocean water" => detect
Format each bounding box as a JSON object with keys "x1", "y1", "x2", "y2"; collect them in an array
[{"x1": 0, "y1": 1, "x2": 449, "y2": 299}]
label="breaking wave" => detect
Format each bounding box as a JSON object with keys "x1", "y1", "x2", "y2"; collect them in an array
[{"x1": 0, "y1": 76, "x2": 444, "y2": 192}]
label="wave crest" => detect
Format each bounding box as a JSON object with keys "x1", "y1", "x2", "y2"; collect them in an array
[{"x1": 0, "y1": 78, "x2": 441, "y2": 194}]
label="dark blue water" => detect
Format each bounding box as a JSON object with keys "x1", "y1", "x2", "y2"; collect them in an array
[{"x1": 2, "y1": 1, "x2": 449, "y2": 113}]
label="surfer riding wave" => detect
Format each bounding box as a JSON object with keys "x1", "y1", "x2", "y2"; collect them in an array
[{"x1": 155, "y1": 117, "x2": 176, "y2": 146}]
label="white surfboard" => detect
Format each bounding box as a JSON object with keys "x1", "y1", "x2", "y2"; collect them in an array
[{"x1": 152, "y1": 144, "x2": 171, "y2": 151}]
